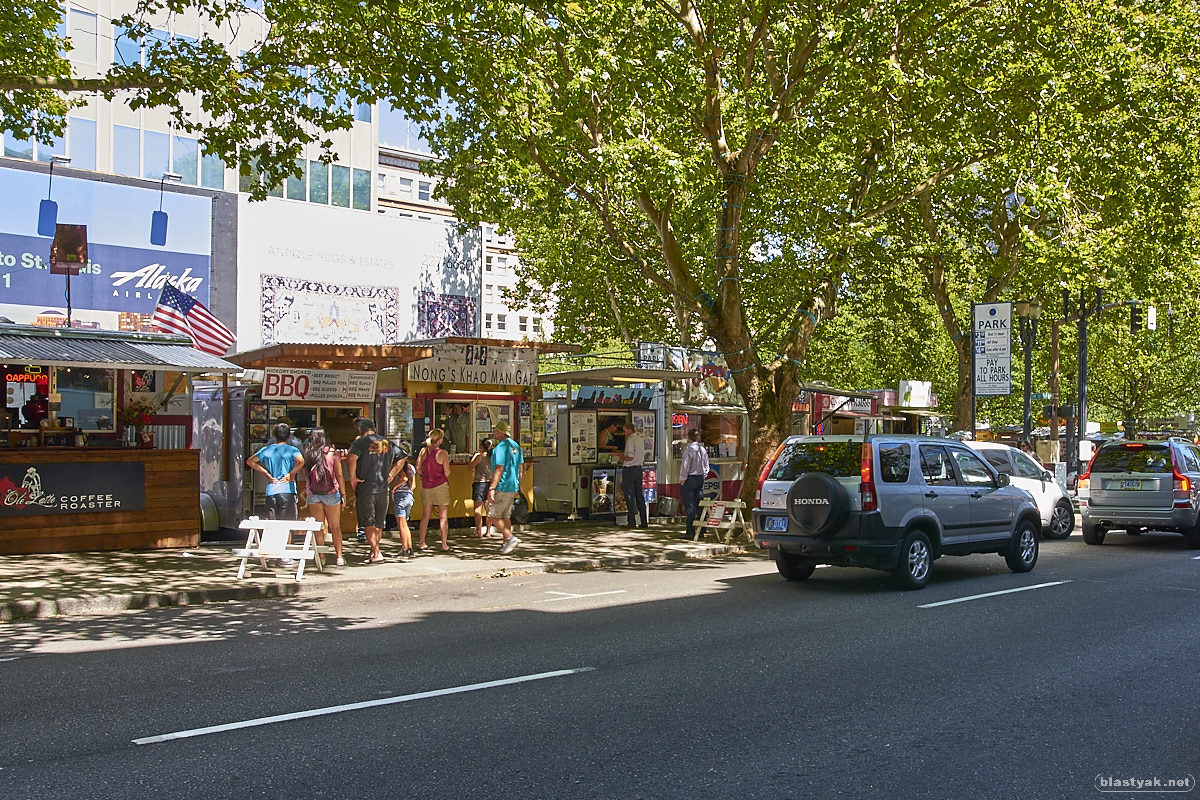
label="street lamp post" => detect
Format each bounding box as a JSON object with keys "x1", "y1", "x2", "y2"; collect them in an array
[{"x1": 1016, "y1": 298, "x2": 1042, "y2": 443}]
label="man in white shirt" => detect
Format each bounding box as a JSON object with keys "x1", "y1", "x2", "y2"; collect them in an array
[
  {"x1": 620, "y1": 420, "x2": 649, "y2": 528},
  {"x1": 678, "y1": 428, "x2": 710, "y2": 540}
]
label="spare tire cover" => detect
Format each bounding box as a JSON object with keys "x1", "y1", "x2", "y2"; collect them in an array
[{"x1": 786, "y1": 472, "x2": 851, "y2": 537}]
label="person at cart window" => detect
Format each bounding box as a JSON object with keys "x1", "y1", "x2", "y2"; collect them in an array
[
  {"x1": 598, "y1": 417, "x2": 624, "y2": 453},
  {"x1": 620, "y1": 420, "x2": 649, "y2": 529},
  {"x1": 678, "y1": 428, "x2": 709, "y2": 540}
]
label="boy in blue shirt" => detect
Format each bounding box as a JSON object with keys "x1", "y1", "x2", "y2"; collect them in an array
[{"x1": 247, "y1": 422, "x2": 305, "y2": 522}]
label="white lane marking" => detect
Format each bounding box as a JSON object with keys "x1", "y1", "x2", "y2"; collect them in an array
[
  {"x1": 1165, "y1": 586, "x2": 1198, "y2": 592},
  {"x1": 919, "y1": 581, "x2": 1072, "y2": 609},
  {"x1": 133, "y1": 667, "x2": 594, "y2": 745},
  {"x1": 536, "y1": 590, "x2": 626, "y2": 603},
  {"x1": 1193, "y1": 555, "x2": 1200, "y2": 560},
  {"x1": 0, "y1": 657, "x2": 18, "y2": 662}
]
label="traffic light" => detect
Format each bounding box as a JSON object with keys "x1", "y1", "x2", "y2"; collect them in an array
[{"x1": 1130, "y1": 304, "x2": 1142, "y2": 334}]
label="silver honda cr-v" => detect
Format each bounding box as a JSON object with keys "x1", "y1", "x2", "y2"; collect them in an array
[
  {"x1": 1078, "y1": 438, "x2": 1200, "y2": 548},
  {"x1": 753, "y1": 435, "x2": 1042, "y2": 589}
]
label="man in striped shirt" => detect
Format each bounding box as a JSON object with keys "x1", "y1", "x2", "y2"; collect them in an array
[{"x1": 678, "y1": 428, "x2": 710, "y2": 540}]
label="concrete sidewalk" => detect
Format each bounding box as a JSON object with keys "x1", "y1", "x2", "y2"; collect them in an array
[{"x1": 0, "y1": 520, "x2": 758, "y2": 621}]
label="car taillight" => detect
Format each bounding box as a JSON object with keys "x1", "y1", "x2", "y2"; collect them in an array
[
  {"x1": 1078, "y1": 450, "x2": 1099, "y2": 490},
  {"x1": 860, "y1": 443, "x2": 877, "y2": 512},
  {"x1": 1172, "y1": 449, "x2": 1191, "y2": 494},
  {"x1": 755, "y1": 442, "x2": 788, "y2": 506}
]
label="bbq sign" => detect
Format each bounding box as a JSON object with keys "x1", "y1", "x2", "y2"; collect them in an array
[{"x1": 0, "y1": 463, "x2": 145, "y2": 516}]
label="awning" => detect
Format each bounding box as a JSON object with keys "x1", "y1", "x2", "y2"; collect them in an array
[
  {"x1": 225, "y1": 343, "x2": 434, "y2": 371},
  {"x1": 674, "y1": 403, "x2": 746, "y2": 414},
  {"x1": 0, "y1": 323, "x2": 242, "y2": 372},
  {"x1": 539, "y1": 366, "x2": 698, "y2": 384}
]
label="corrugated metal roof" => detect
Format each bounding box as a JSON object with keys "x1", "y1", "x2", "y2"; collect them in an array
[{"x1": 0, "y1": 329, "x2": 241, "y2": 372}]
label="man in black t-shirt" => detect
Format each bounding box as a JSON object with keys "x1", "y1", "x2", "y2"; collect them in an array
[{"x1": 347, "y1": 417, "x2": 402, "y2": 563}]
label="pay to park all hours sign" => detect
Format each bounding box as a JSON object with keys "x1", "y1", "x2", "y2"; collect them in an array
[
  {"x1": 261, "y1": 368, "x2": 378, "y2": 402},
  {"x1": 973, "y1": 302, "x2": 1012, "y2": 397}
]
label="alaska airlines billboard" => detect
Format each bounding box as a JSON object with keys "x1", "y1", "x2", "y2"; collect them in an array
[{"x1": 0, "y1": 164, "x2": 212, "y2": 328}]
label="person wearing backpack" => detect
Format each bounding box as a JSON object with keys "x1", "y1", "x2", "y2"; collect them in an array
[{"x1": 301, "y1": 428, "x2": 347, "y2": 566}]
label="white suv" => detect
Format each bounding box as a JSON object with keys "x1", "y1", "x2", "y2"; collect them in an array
[
  {"x1": 753, "y1": 435, "x2": 1042, "y2": 589},
  {"x1": 966, "y1": 441, "x2": 1074, "y2": 539}
]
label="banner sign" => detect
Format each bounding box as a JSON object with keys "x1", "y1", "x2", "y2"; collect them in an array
[
  {"x1": 0, "y1": 462, "x2": 145, "y2": 516},
  {"x1": 406, "y1": 343, "x2": 537, "y2": 386},
  {"x1": 261, "y1": 368, "x2": 377, "y2": 402},
  {"x1": 973, "y1": 302, "x2": 1012, "y2": 397},
  {"x1": 575, "y1": 385, "x2": 654, "y2": 410}
]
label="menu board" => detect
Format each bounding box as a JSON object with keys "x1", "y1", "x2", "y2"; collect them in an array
[
  {"x1": 383, "y1": 396, "x2": 414, "y2": 453},
  {"x1": 631, "y1": 410, "x2": 656, "y2": 465},
  {"x1": 569, "y1": 409, "x2": 598, "y2": 465},
  {"x1": 261, "y1": 368, "x2": 378, "y2": 402},
  {"x1": 518, "y1": 400, "x2": 533, "y2": 458},
  {"x1": 531, "y1": 401, "x2": 558, "y2": 458}
]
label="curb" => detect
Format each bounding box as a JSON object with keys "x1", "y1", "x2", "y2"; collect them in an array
[{"x1": 0, "y1": 542, "x2": 749, "y2": 622}]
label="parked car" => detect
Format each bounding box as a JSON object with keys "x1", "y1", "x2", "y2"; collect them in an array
[
  {"x1": 1078, "y1": 438, "x2": 1200, "y2": 548},
  {"x1": 753, "y1": 435, "x2": 1042, "y2": 589},
  {"x1": 966, "y1": 441, "x2": 1074, "y2": 539}
]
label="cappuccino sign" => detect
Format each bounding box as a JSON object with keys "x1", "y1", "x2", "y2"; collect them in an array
[{"x1": 0, "y1": 462, "x2": 145, "y2": 517}]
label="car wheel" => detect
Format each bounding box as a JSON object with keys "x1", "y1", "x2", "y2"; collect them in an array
[
  {"x1": 1183, "y1": 519, "x2": 1200, "y2": 550},
  {"x1": 892, "y1": 530, "x2": 932, "y2": 590},
  {"x1": 1045, "y1": 500, "x2": 1075, "y2": 539},
  {"x1": 776, "y1": 552, "x2": 817, "y2": 581},
  {"x1": 1082, "y1": 521, "x2": 1106, "y2": 545},
  {"x1": 1005, "y1": 519, "x2": 1039, "y2": 573}
]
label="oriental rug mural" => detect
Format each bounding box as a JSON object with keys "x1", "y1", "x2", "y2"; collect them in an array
[{"x1": 260, "y1": 274, "x2": 400, "y2": 345}]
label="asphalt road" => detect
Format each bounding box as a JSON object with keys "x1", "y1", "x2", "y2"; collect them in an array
[{"x1": 2, "y1": 531, "x2": 1198, "y2": 799}]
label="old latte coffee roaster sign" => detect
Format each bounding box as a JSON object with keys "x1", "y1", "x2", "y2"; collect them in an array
[{"x1": 0, "y1": 462, "x2": 145, "y2": 517}]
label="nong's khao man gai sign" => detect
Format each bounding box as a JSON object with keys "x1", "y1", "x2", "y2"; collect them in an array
[
  {"x1": 407, "y1": 343, "x2": 538, "y2": 386},
  {"x1": 0, "y1": 463, "x2": 145, "y2": 517}
]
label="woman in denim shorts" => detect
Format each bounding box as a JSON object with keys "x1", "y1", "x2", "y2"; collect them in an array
[
  {"x1": 390, "y1": 457, "x2": 416, "y2": 558},
  {"x1": 469, "y1": 437, "x2": 494, "y2": 538},
  {"x1": 301, "y1": 428, "x2": 347, "y2": 566}
]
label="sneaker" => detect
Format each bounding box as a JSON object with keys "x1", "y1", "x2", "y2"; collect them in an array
[
  {"x1": 335, "y1": 557, "x2": 345, "y2": 567},
  {"x1": 499, "y1": 536, "x2": 521, "y2": 555},
  {"x1": 277, "y1": 558, "x2": 296, "y2": 566}
]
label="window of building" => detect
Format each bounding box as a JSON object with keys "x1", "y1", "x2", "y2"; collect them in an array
[
  {"x1": 143, "y1": 131, "x2": 170, "y2": 179},
  {"x1": 172, "y1": 135, "x2": 198, "y2": 184},
  {"x1": 355, "y1": 101, "x2": 372, "y2": 122},
  {"x1": 533, "y1": 317, "x2": 543, "y2": 334},
  {"x1": 113, "y1": 125, "x2": 140, "y2": 176},
  {"x1": 33, "y1": 129, "x2": 66, "y2": 163},
  {"x1": 352, "y1": 167, "x2": 371, "y2": 210},
  {"x1": 496, "y1": 314, "x2": 506, "y2": 331},
  {"x1": 330, "y1": 164, "x2": 350, "y2": 207},
  {"x1": 68, "y1": 10, "x2": 98, "y2": 65},
  {"x1": 396, "y1": 177, "x2": 412, "y2": 200},
  {"x1": 484, "y1": 313, "x2": 492, "y2": 330},
  {"x1": 376, "y1": 172, "x2": 386, "y2": 190},
  {"x1": 113, "y1": 25, "x2": 141, "y2": 66},
  {"x1": 495, "y1": 256, "x2": 508, "y2": 275},
  {"x1": 309, "y1": 160, "x2": 329, "y2": 203},
  {"x1": 484, "y1": 284, "x2": 494, "y2": 303},
  {"x1": 201, "y1": 150, "x2": 225, "y2": 189},
  {"x1": 2, "y1": 131, "x2": 32, "y2": 160},
  {"x1": 418, "y1": 180, "x2": 431, "y2": 201},
  {"x1": 518, "y1": 316, "x2": 528, "y2": 333},
  {"x1": 68, "y1": 117, "x2": 96, "y2": 170},
  {"x1": 286, "y1": 158, "x2": 307, "y2": 201}
]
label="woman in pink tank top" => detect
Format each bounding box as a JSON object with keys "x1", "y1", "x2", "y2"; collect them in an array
[{"x1": 416, "y1": 429, "x2": 453, "y2": 551}]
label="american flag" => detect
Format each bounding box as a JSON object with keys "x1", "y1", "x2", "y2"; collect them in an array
[{"x1": 151, "y1": 284, "x2": 236, "y2": 357}]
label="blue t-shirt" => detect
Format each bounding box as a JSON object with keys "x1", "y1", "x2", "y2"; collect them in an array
[
  {"x1": 490, "y1": 437, "x2": 524, "y2": 493},
  {"x1": 254, "y1": 442, "x2": 302, "y2": 496}
]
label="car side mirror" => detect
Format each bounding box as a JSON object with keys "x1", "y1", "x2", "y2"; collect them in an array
[{"x1": 997, "y1": 472, "x2": 1010, "y2": 486}]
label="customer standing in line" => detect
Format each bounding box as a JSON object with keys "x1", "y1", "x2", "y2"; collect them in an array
[
  {"x1": 678, "y1": 428, "x2": 710, "y2": 540},
  {"x1": 388, "y1": 451, "x2": 416, "y2": 558},
  {"x1": 347, "y1": 417, "x2": 402, "y2": 564},
  {"x1": 301, "y1": 427, "x2": 347, "y2": 566},
  {"x1": 470, "y1": 437, "x2": 495, "y2": 538},
  {"x1": 247, "y1": 422, "x2": 305, "y2": 522},
  {"x1": 620, "y1": 420, "x2": 649, "y2": 529},
  {"x1": 416, "y1": 428, "x2": 453, "y2": 551},
  {"x1": 486, "y1": 420, "x2": 524, "y2": 555}
]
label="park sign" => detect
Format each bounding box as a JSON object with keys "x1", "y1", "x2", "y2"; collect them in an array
[{"x1": 973, "y1": 302, "x2": 1012, "y2": 397}]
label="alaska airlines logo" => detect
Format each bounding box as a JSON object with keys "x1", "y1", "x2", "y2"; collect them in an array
[
  {"x1": 792, "y1": 497, "x2": 830, "y2": 506},
  {"x1": 109, "y1": 264, "x2": 204, "y2": 293}
]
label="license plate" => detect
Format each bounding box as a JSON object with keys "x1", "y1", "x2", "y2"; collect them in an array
[
  {"x1": 1120, "y1": 479, "x2": 1141, "y2": 490},
  {"x1": 764, "y1": 516, "x2": 788, "y2": 532}
]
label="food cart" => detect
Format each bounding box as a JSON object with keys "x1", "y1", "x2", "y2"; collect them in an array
[
  {"x1": 200, "y1": 342, "x2": 433, "y2": 535},
  {"x1": 402, "y1": 338, "x2": 578, "y2": 522},
  {"x1": 0, "y1": 323, "x2": 241, "y2": 554},
  {"x1": 534, "y1": 366, "x2": 696, "y2": 520}
]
